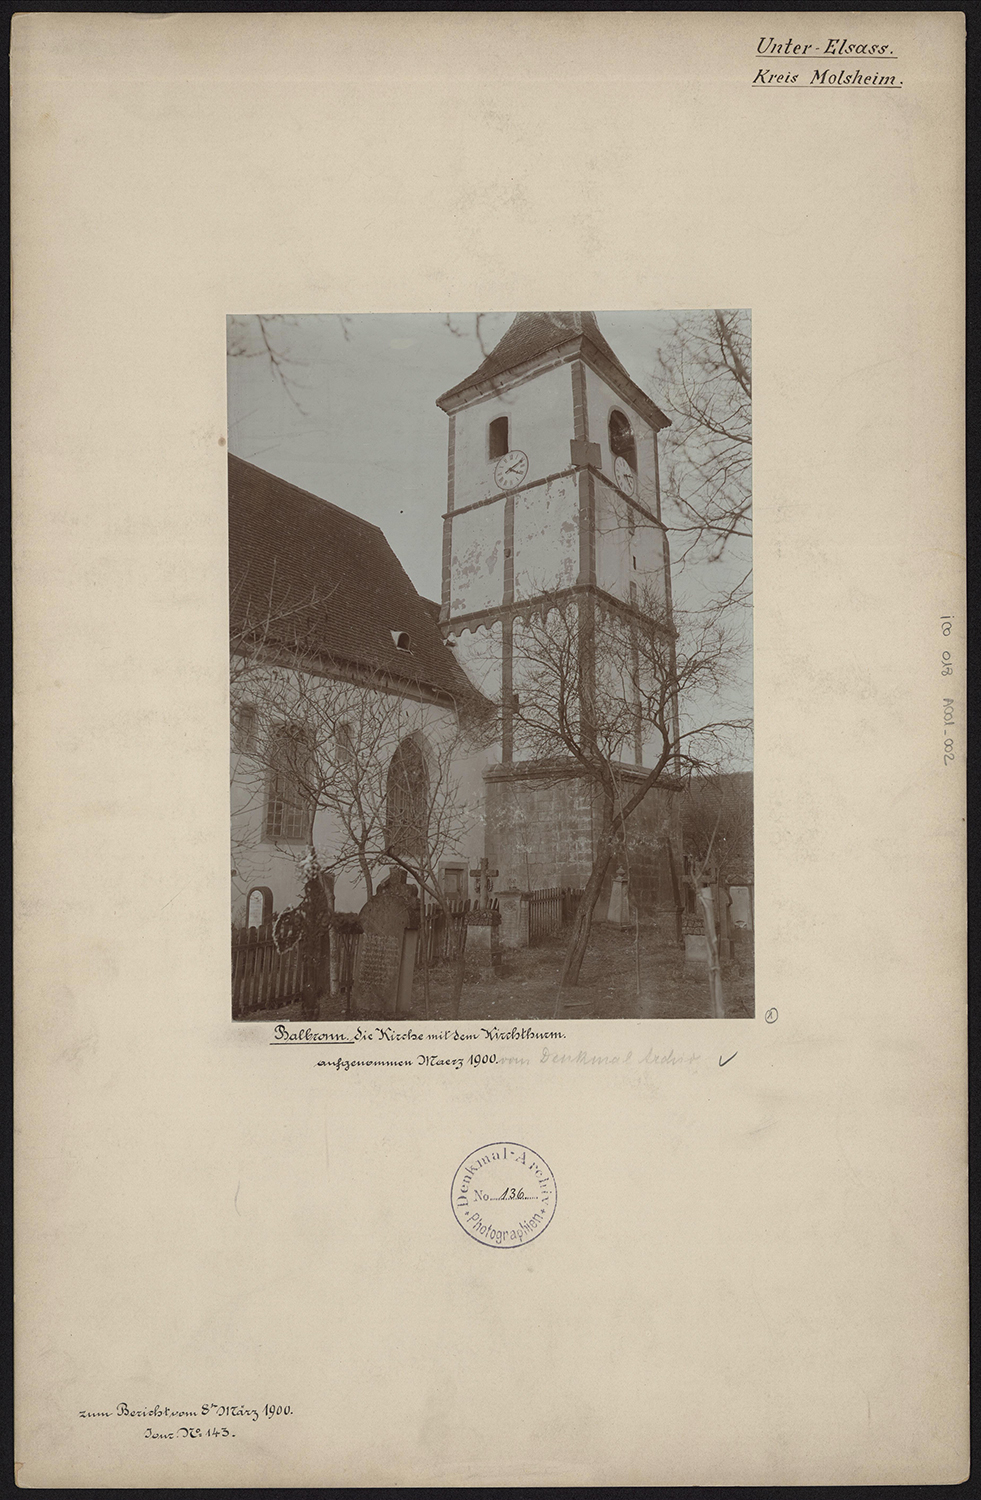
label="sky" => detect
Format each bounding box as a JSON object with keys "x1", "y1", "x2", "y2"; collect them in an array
[{"x1": 227, "y1": 310, "x2": 686, "y2": 604}]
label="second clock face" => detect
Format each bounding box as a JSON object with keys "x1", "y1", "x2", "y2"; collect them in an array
[
  {"x1": 494, "y1": 450, "x2": 529, "y2": 490},
  {"x1": 614, "y1": 456, "x2": 636, "y2": 496}
]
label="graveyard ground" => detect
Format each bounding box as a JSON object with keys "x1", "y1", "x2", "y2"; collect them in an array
[
  {"x1": 410, "y1": 919, "x2": 754, "y2": 1022},
  {"x1": 251, "y1": 920, "x2": 754, "y2": 1023}
]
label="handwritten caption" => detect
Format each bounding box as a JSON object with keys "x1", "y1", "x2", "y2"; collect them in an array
[
  {"x1": 270, "y1": 1023, "x2": 704, "y2": 1074},
  {"x1": 78, "y1": 1402, "x2": 292, "y2": 1440},
  {"x1": 753, "y1": 35, "x2": 902, "y2": 87}
]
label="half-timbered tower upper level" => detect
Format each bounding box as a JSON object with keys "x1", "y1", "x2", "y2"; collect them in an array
[{"x1": 435, "y1": 311, "x2": 673, "y2": 633}]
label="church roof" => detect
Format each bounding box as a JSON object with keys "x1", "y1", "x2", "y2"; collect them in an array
[
  {"x1": 228, "y1": 454, "x2": 475, "y2": 704},
  {"x1": 436, "y1": 310, "x2": 670, "y2": 428}
]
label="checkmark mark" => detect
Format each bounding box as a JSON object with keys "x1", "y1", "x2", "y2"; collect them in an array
[{"x1": 719, "y1": 1051, "x2": 737, "y2": 1067}]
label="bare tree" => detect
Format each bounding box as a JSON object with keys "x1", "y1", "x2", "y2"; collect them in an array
[
  {"x1": 507, "y1": 589, "x2": 750, "y2": 988},
  {"x1": 682, "y1": 772, "x2": 753, "y2": 889},
  {"x1": 227, "y1": 313, "x2": 352, "y2": 416},
  {"x1": 655, "y1": 309, "x2": 752, "y2": 575},
  {"x1": 375, "y1": 718, "x2": 485, "y2": 1018},
  {"x1": 229, "y1": 311, "x2": 500, "y2": 422}
]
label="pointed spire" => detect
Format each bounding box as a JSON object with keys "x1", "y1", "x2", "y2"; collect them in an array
[{"x1": 436, "y1": 311, "x2": 669, "y2": 429}]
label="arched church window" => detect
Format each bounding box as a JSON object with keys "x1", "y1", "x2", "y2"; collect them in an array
[
  {"x1": 264, "y1": 724, "x2": 314, "y2": 842},
  {"x1": 609, "y1": 409, "x2": 637, "y2": 473},
  {"x1": 385, "y1": 736, "x2": 430, "y2": 863},
  {"x1": 488, "y1": 415, "x2": 510, "y2": 460}
]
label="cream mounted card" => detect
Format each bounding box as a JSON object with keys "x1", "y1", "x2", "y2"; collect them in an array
[{"x1": 13, "y1": 12, "x2": 966, "y2": 1487}]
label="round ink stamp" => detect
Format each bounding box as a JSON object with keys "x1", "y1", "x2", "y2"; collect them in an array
[{"x1": 451, "y1": 1142, "x2": 557, "y2": 1248}]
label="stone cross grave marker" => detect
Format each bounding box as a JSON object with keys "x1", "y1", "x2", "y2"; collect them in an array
[
  {"x1": 468, "y1": 857, "x2": 498, "y2": 909},
  {"x1": 352, "y1": 876, "x2": 420, "y2": 1018}
]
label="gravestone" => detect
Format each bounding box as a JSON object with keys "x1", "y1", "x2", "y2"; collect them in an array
[
  {"x1": 684, "y1": 884, "x2": 717, "y2": 969},
  {"x1": 352, "y1": 873, "x2": 420, "y2": 1018},
  {"x1": 696, "y1": 884, "x2": 726, "y2": 1018},
  {"x1": 246, "y1": 886, "x2": 272, "y2": 929},
  {"x1": 464, "y1": 857, "x2": 501, "y2": 976},
  {"x1": 729, "y1": 886, "x2": 753, "y2": 930},
  {"x1": 713, "y1": 883, "x2": 732, "y2": 962},
  {"x1": 497, "y1": 890, "x2": 530, "y2": 949},
  {"x1": 684, "y1": 932, "x2": 710, "y2": 965},
  {"x1": 684, "y1": 883, "x2": 731, "y2": 966},
  {"x1": 728, "y1": 884, "x2": 753, "y2": 965},
  {"x1": 465, "y1": 908, "x2": 502, "y2": 977},
  {"x1": 606, "y1": 868, "x2": 630, "y2": 928}
]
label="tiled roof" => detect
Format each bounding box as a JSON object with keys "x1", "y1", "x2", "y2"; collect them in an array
[
  {"x1": 228, "y1": 454, "x2": 475, "y2": 703},
  {"x1": 436, "y1": 311, "x2": 669, "y2": 428}
]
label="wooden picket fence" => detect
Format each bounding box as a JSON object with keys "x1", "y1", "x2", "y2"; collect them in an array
[
  {"x1": 232, "y1": 901, "x2": 474, "y2": 1019},
  {"x1": 234, "y1": 885, "x2": 582, "y2": 1015},
  {"x1": 330, "y1": 900, "x2": 479, "y2": 1007},
  {"x1": 232, "y1": 921, "x2": 309, "y2": 1018},
  {"x1": 332, "y1": 921, "x2": 362, "y2": 1013},
  {"x1": 422, "y1": 898, "x2": 473, "y2": 966},
  {"x1": 528, "y1": 886, "x2": 584, "y2": 946}
]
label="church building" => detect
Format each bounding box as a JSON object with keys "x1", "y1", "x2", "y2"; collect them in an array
[{"x1": 229, "y1": 311, "x2": 682, "y2": 931}]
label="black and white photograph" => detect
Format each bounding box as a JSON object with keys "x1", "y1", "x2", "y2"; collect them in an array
[{"x1": 228, "y1": 310, "x2": 753, "y2": 1021}]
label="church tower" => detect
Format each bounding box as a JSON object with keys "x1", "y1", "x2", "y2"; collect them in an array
[{"x1": 436, "y1": 312, "x2": 680, "y2": 909}]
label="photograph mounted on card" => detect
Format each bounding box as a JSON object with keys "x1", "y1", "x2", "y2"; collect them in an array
[{"x1": 14, "y1": 10, "x2": 964, "y2": 1490}]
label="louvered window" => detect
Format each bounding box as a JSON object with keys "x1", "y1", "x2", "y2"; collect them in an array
[{"x1": 488, "y1": 415, "x2": 509, "y2": 460}]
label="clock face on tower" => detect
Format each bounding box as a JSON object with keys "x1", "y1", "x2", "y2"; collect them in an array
[
  {"x1": 494, "y1": 450, "x2": 529, "y2": 491},
  {"x1": 614, "y1": 455, "x2": 636, "y2": 496}
]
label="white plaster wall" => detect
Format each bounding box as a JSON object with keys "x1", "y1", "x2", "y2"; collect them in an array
[
  {"x1": 230, "y1": 762, "x2": 307, "y2": 923},
  {"x1": 230, "y1": 660, "x2": 309, "y2": 922},
  {"x1": 317, "y1": 699, "x2": 488, "y2": 910},
  {"x1": 451, "y1": 362, "x2": 575, "y2": 509},
  {"x1": 450, "y1": 501, "x2": 504, "y2": 615},
  {"x1": 440, "y1": 630, "x2": 501, "y2": 898},
  {"x1": 595, "y1": 618, "x2": 641, "y2": 765},
  {"x1": 594, "y1": 477, "x2": 667, "y2": 613},
  {"x1": 443, "y1": 737, "x2": 496, "y2": 897},
  {"x1": 513, "y1": 474, "x2": 578, "y2": 600},
  {"x1": 594, "y1": 480, "x2": 632, "y2": 600},
  {"x1": 230, "y1": 680, "x2": 488, "y2": 921},
  {"x1": 449, "y1": 620, "x2": 502, "y2": 704},
  {"x1": 633, "y1": 424, "x2": 661, "y2": 518},
  {"x1": 630, "y1": 513, "x2": 667, "y2": 612},
  {"x1": 510, "y1": 610, "x2": 582, "y2": 763},
  {"x1": 231, "y1": 750, "x2": 377, "y2": 920}
]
